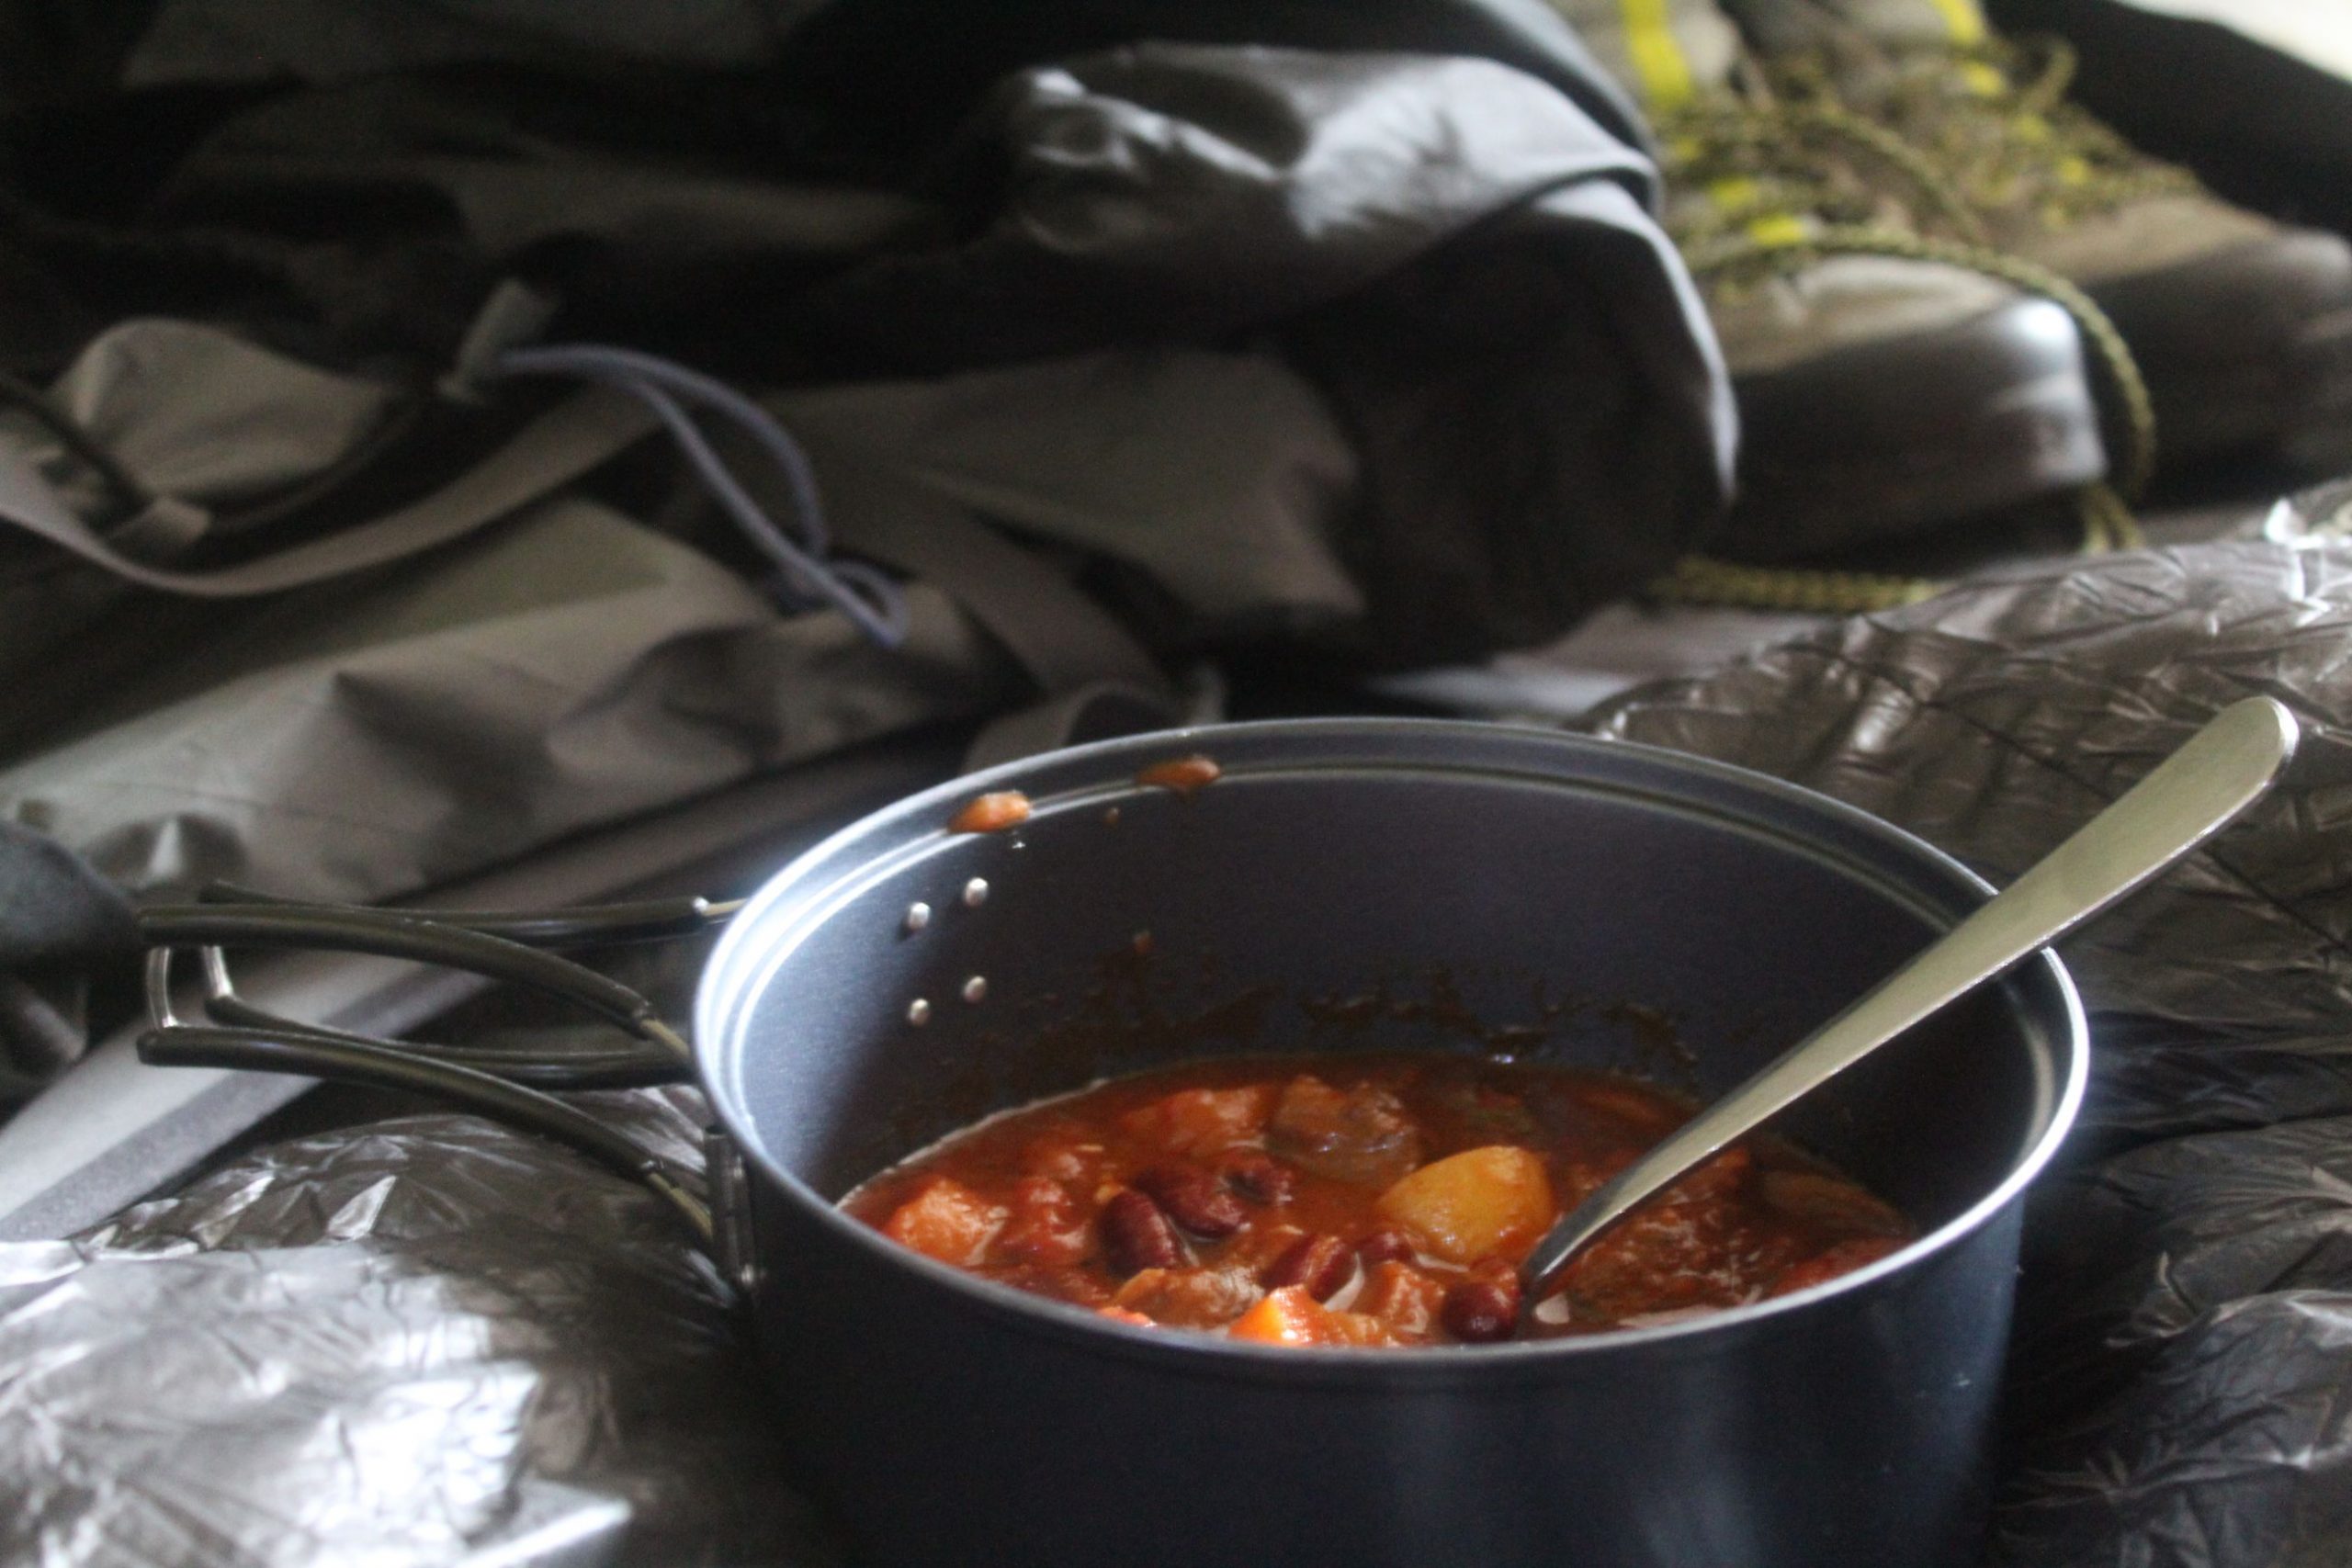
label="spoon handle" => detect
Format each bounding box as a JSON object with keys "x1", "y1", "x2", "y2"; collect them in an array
[{"x1": 1521, "y1": 695, "x2": 2301, "y2": 1298}]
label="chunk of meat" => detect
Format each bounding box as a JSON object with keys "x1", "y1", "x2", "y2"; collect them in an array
[
  {"x1": 1268, "y1": 1076, "x2": 1424, "y2": 1187},
  {"x1": 996, "y1": 1176, "x2": 1090, "y2": 1266},
  {"x1": 1554, "y1": 1202, "x2": 1743, "y2": 1319},
  {"x1": 1758, "y1": 1170, "x2": 1907, "y2": 1236},
  {"x1": 1571, "y1": 1079, "x2": 1686, "y2": 1139},
  {"x1": 1375, "y1": 1145, "x2": 1554, "y2": 1265},
  {"x1": 1353, "y1": 1261, "x2": 1446, "y2": 1339},
  {"x1": 1227, "y1": 1286, "x2": 1394, "y2": 1348},
  {"x1": 980, "y1": 1263, "x2": 1113, "y2": 1307},
  {"x1": 1549, "y1": 1145, "x2": 1641, "y2": 1211},
  {"x1": 1663, "y1": 1145, "x2": 1752, "y2": 1207},
  {"x1": 1119, "y1": 1086, "x2": 1273, "y2": 1156},
  {"x1": 1114, "y1": 1266, "x2": 1264, "y2": 1328},
  {"x1": 882, "y1": 1179, "x2": 1007, "y2": 1266}
]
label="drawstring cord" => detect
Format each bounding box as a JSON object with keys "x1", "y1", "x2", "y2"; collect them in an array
[{"x1": 488, "y1": 343, "x2": 908, "y2": 648}]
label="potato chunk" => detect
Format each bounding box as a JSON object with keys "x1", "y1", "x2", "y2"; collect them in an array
[
  {"x1": 882, "y1": 1178, "x2": 1008, "y2": 1265},
  {"x1": 1374, "y1": 1145, "x2": 1554, "y2": 1265}
]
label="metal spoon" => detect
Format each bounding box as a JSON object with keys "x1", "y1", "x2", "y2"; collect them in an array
[{"x1": 1520, "y1": 694, "x2": 2301, "y2": 1300}]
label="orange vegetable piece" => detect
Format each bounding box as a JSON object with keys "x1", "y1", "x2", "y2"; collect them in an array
[
  {"x1": 1374, "y1": 1145, "x2": 1555, "y2": 1266},
  {"x1": 882, "y1": 1179, "x2": 1008, "y2": 1266},
  {"x1": 1097, "y1": 1306, "x2": 1158, "y2": 1328},
  {"x1": 1227, "y1": 1286, "x2": 1391, "y2": 1348}
]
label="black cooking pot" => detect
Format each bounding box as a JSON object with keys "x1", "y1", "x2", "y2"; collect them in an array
[{"x1": 690, "y1": 718, "x2": 2086, "y2": 1568}]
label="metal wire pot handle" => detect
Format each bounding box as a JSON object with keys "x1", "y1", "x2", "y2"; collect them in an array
[{"x1": 136, "y1": 885, "x2": 748, "y2": 1251}]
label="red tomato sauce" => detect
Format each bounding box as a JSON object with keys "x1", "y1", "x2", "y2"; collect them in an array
[{"x1": 842, "y1": 1054, "x2": 1909, "y2": 1348}]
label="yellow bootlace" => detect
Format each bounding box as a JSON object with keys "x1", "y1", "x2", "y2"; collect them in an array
[
  {"x1": 1763, "y1": 35, "x2": 2199, "y2": 234},
  {"x1": 1652, "y1": 484, "x2": 2142, "y2": 614}
]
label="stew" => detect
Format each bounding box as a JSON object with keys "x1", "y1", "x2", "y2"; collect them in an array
[{"x1": 843, "y1": 1054, "x2": 1910, "y2": 1348}]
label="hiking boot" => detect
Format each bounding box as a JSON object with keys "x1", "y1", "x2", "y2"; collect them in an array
[
  {"x1": 1543, "y1": 0, "x2": 2112, "y2": 560},
  {"x1": 1724, "y1": 0, "x2": 2352, "y2": 475}
]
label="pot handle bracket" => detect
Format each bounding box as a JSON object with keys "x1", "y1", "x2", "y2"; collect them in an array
[{"x1": 705, "y1": 1127, "x2": 763, "y2": 1295}]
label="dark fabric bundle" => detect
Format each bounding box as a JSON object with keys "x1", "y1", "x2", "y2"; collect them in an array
[
  {"x1": 0, "y1": 0, "x2": 1736, "y2": 1100},
  {"x1": 0, "y1": 0, "x2": 1731, "y2": 664}
]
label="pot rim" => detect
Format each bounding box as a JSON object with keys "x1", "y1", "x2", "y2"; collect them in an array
[{"x1": 694, "y1": 716, "x2": 2088, "y2": 1373}]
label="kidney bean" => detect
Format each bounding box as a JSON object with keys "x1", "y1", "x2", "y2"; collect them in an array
[
  {"x1": 1355, "y1": 1228, "x2": 1417, "y2": 1268},
  {"x1": 1261, "y1": 1233, "x2": 1354, "y2": 1301},
  {"x1": 1101, "y1": 1190, "x2": 1182, "y2": 1274},
  {"x1": 1135, "y1": 1162, "x2": 1247, "y2": 1237},
  {"x1": 1220, "y1": 1152, "x2": 1297, "y2": 1206},
  {"x1": 1441, "y1": 1274, "x2": 1522, "y2": 1344}
]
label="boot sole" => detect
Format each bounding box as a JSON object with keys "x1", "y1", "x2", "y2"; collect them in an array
[{"x1": 1713, "y1": 295, "x2": 2107, "y2": 563}]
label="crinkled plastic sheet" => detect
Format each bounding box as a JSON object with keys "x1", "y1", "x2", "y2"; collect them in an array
[
  {"x1": 1589, "y1": 535, "x2": 2352, "y2": 1565},
  {"x1": 0, "y1": 1088, "x2": 840, "y2": 1568}
]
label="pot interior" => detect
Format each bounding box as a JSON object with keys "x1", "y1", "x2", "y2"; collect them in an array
[{"x1": 701, "y1": 723, "x2": 2078, "y2": 1245}]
